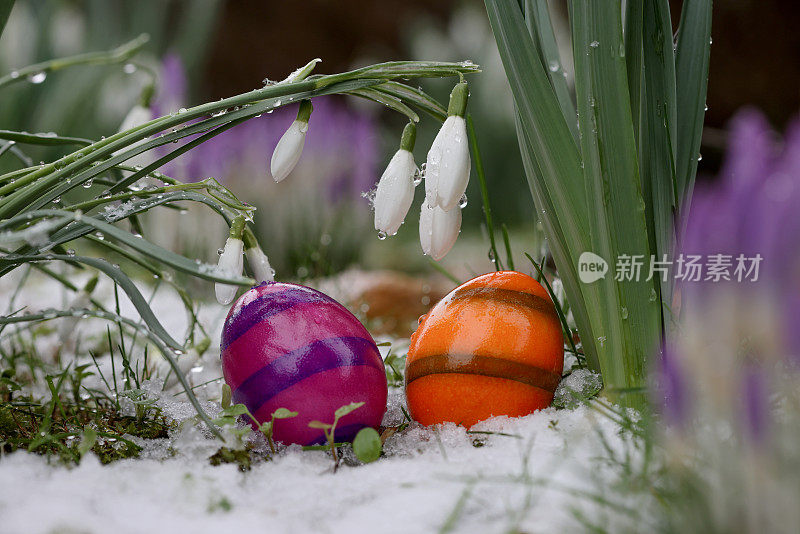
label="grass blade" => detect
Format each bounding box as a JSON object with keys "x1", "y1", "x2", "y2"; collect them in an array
[{"x1": 467, "y1": 114, "x2": 503, "y2": 271}]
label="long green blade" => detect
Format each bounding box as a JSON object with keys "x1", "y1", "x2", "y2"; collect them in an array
[
  {"x1": 523, "y1": 0, "x2": 578, "y2": 142},
  {"x1": 485, "y1": 0, "x2": 588, "y2": 245},
  {"x1": 570, "y1": 0, "x2": 661, "y2": 406},
  {"x1": 515, "y1": 115, "x2": 600, "y2": 371},
  {"x1": 0, "y1": 0, "x2": 15, "y2": 40},
  {"x1": 624, "y1": 0, "x2": 643, "y2": 144},
  {"x1": 674, "y1": 0, "x2": 712, "y2": 216},
  {"x1": 640, "y1": 0, "x2": 677, "y2": 328}
]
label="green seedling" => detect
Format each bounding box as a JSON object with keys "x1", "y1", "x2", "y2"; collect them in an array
[{"x1": 308, "y1": 401, "x2": 365, "y2": 471}]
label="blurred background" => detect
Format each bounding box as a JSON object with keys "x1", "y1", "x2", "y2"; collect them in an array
[{"x1": 1, "y1": 0, "x2": 798, "y2": 285}]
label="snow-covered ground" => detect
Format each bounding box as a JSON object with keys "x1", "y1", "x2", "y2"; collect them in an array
[{"x1": 0, "y1": 270, "x2": 640, "y2": 533}]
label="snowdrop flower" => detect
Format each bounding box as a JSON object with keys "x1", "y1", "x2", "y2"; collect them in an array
[
  {"x1": 271, "y1": 99, "x2": 312, "y2": 182},
  {"x1": 419, "y1": 198, "x2": 462, "y2": 261},
  {"x1": 244, "y1": 228, "x2": 275, "y2": 283},
  {"x1": 424, "y1": 81, "x2": 470, "y2": 211},
  {"x1": 373, "y1": 122, "x2": 418, "y2": 236},
  {"x1": 215, "y1": 216, "x2": 245, "y2": 305}
]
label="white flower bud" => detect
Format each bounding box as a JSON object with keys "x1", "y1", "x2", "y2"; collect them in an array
[
  {"x1": 374, "y1": 149, "x2": 416, "y2": 236},
  {"x1": 419, "y1": 198, "x2": 462, "y2": 261},
  {"x1": 246, "y1": 245, "x2": 275, "y2": 283},
  {"x1": 270, "y1": 120, "x2": 307, "y2": 182},
  {"x1": 270, "y1": 100, "x2": 313, "y2": 183},
  {"x1": 432, "y1": 115, "x2": 470, "y2": 211},
  {"x1": 424, "y1": 82, "x2": 471, "y2": 211},
  {"x1": 215, "y1": 237, "x2": 244, "y2": 305}
]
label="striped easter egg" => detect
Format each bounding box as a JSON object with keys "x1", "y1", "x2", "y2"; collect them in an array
[
  {"x1": 405, "y1": 271, "x2": 563, "y2": 427},
  {"x1": 221, "y1": 282, "x2": 387, "y2": 446}
]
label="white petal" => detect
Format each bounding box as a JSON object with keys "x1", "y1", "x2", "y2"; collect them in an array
[
  {"x1": 270, "y1": 120, "x2": 308, "y2": 182},
  {"x1": 215, "y1": 238, "x2": 244, "y2": 305},
  {"x1": 424, "y1": 124, "x2": 447, "y2": 206},
  {"x1": 435, "y1": 116, "x2": 471, "y2": 211},
  {"x1": 246, "y1": 246, "x2": 275, "y2": 283},
  {"x1": 374, "y1": 149, "x2": 416, "y2": 235},
  {"x1": 118, "y1": 104, "x2": 152, "y2": 133},
  {"x1": 419, "y1": 199, "x2": 435, "y2": 256},
  {"x1": 430, "y1": 202, "x2": 462, "y2": 260}
]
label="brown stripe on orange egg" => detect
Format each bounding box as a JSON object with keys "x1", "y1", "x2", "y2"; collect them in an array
[
  {"x1": 405, "y1": 353, "x2": 562, "y2": 394},
  {"x1": 449, "y1": 287, "x2": 559, "y2": 323}
]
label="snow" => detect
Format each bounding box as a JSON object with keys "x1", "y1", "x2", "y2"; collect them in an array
[{"x1": 0, "y1": 270, "x2": 640, "y2": 533}]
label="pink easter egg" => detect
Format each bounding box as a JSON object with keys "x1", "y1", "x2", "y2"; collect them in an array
[{"x1": 221, "y1": 282, "x2": 387, "y2": 445}]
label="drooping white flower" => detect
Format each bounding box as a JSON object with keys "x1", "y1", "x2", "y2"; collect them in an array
[
  {"x1": 419, "y1": 198, "x2": 462, "y2": 261},
  {"x1": 245, "y1": 244, "x2": 275, "y2": 283},
  {"x1": 270, "y1": 99, "x2": 312, "y2": 183},
  {"x1": 118, "y1": 104, "x2": 152, "y2": 133},
  {"x1": 374, "y1": 122, "x2": 418, "y2": 236},
  {"x1": 424, "y1": 81, "x2": 470, "y2": 211},
  {"x1": 215, "y1": 217, "x2": 245, "y2": 305}
]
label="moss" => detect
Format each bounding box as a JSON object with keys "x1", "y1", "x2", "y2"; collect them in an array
[{"x1": 208, "y1": 446, "x2": 252, "y2": 472}]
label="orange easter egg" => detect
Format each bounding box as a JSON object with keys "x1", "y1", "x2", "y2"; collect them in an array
[{"x1": 405, "y1": 271, "x2": 563, "y2": 427}]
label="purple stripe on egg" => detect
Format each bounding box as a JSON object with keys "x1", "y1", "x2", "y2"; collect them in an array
[
  {"x1": 221, "y1": 286, "x2": 336, "y2": 351},
  {"x1": 232, "y1": 336, "x2": 383, "y2": 415},
  {"x1": 304, "y1": 423, "x2": 370, "y2": 446}
]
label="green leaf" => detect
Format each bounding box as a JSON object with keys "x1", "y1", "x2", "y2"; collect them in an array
[
  {"x1": 522, "y1": 0, "x2": 578, "y2": 141},
  {"x1": 0, "y1": 253, "x2": 183, "y2": 349},
  {"x1": 77, "y1": 426, "x2": 97, "y2": 458},
  {"x1": 1, "y1": 210, "x2": 255, "y2": 286},
  {"x1": 0, "y1": 130, "x2": 92, "y2": 147},
  {"x1": 221, "y1": 384, "x2": 232, "y2": 409},
  {"x1": 0, "y1": 1, "x2": 14, "y2": 40},
  {"x1": 514, "y1": 117, "x2": 599, "y2": 371},
  {"x1": 334, "y1": 401, "x2": 365, "y2": 420},
  {"x1": 674, "y1": 0, "x2": 712, "y2": 214},
  {"x1": 624, "y1": 0, "x2": 644, "y2": 144},
  {"x1": 570, "y1": 0, "x2": 662, "y2": 406},
  {"x1": 0, "y1": 34, "x2": 149, "y2": 89},
  {"x1": 352, "y1": 427, "x2": 382, "y2": 463},
  {"x1": 271, "y1": 408, "x2": 299, "y2": 420},
  {"x1": 349, "y1": 88, "x2": 419, "y2": 122},
  {"x1": 640, "y1": 0, "x2": 678, "y2": 327},
  {"x1": 307, "y1": 421, "x2": 332, "y2": 430},
  {"x1": 222, "y1": 404, "x2": 250, "y2": 418},
  {"x1": 374, "y1": 82, "x2": 448, "y2": 122},
  {"x1": 485, "y1": 0, "x2": 589, "y2": 240}
]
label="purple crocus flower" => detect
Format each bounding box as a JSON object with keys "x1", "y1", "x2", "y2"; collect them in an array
[
  {"x1": 653, "y1": 342, "x2": 690, "y2": 429},
  {"x1": 741, "y1": 364, "x2": 769, "y2": 446},
  {"x1": 680, "y1": 109, "x2": 800, "y2": 362}
]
